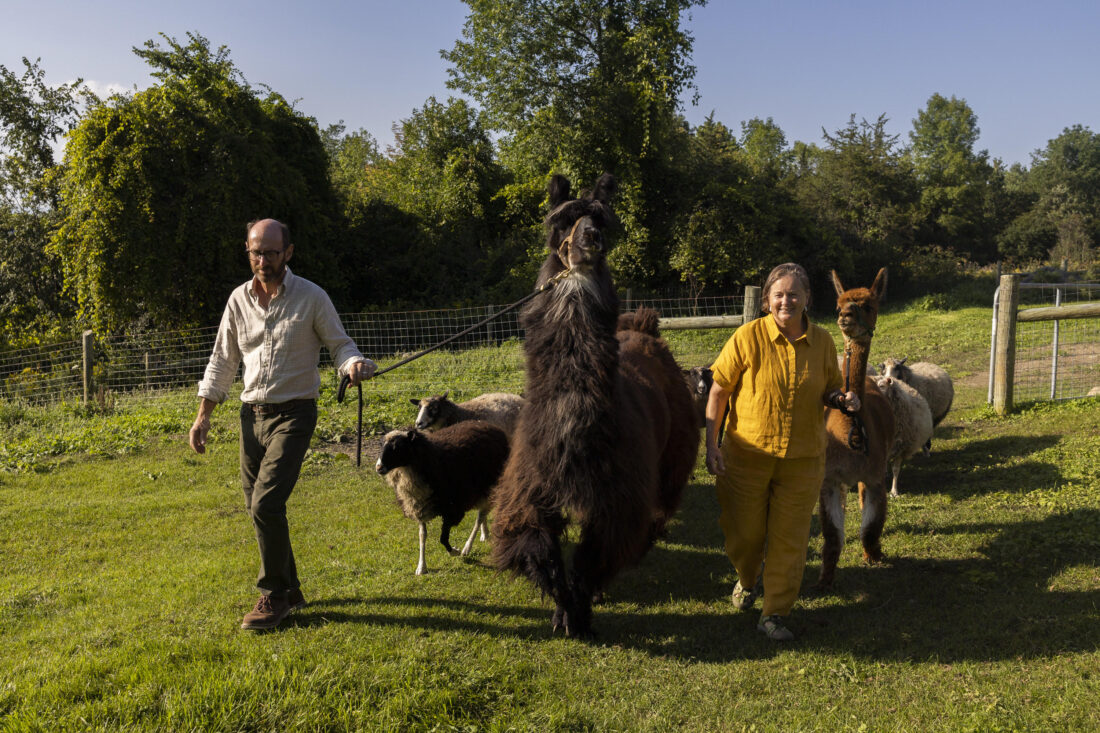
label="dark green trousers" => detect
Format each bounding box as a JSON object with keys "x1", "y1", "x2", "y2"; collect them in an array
[{"x1": 239, "y1": 399, "x2": 317, "y2": 597}]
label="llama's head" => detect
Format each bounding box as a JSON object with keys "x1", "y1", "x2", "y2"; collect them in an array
[
  {"x1": 832, "y1": 267, "x2": 887, "y2": 344},
  {"x1": 375, "y1": 429, "x2": 423, "y2": 475},
  {"x1": 544, "y1": 173, "x2": 617, "y2": 271}
]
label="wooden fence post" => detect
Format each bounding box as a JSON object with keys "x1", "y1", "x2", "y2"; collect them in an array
[
  {"x1": 743, "y1": 286, "x2": 761, "y2": 324},
  {"x1": 992, "y1": 274, "x2": 1020, "y2": 415},
  {"x1": 82, "y1": 330, "x2": 94, "y2": 408}
]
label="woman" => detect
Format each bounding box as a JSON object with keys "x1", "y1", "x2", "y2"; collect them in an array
[{"x1": 704, "y1": 263, "x2": 859, "y2": 641}]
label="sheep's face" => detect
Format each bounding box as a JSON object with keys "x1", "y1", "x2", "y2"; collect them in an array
[
  {"x1": 881, "y1": 357, "x2": 909, "y2": 381},
  {"x1": 376, "y1": 429, "x2": 418, "y2": 475},
  {"x1": 685, "y1": 366, "x2": 713, "y2": 398},
  {"x1": 411, "y1": 394, "x2": 448, "y2": 431}
]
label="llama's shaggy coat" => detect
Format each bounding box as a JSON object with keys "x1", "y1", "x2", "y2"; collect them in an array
[
  {"x1": 375, "y1": 421, "x2": 509, "y2": 575},
  {"x1": 871, "y1": 375, "x2": 933, "y2": 497},
  {"x1": 819, "y1": 268, "x2": 897, "y2": 589},
  {"x1": 881, "y1": 358, "x2": 954, "y2": 427},
  {"x1": 491, "y1": 174, "x2": 699, "y2": 637},
  {"x1": 411, "y1": 391, "x2": 527, "y2": 438}
]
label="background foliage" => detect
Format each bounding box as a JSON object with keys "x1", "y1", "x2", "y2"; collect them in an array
[{"x1": 2, "y1": 5, "x2": 1099, "y2": 340}]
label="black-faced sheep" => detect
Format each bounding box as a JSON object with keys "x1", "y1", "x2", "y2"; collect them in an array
[
  {"x1": 375, "y1": 421, "x2": 510, "y2": 575},
  {"x1": 872, "y1": 375, "x2": 934, "y2": 498},
  {"x1": 881, "y1": 358, "x2": 954, "y2": 448},
  {"x1": 683, "y1": 366, "x2": 713, "y2": 429},
  {"x1": 410, "y1": 391, "x2": 526, "y2": 439}
]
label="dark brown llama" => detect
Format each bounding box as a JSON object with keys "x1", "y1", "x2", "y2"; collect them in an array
[
  {"x1": 491, "y1": 173, "x2": 699, "y2": 638},
  {"x1": 818, "y1": 268, "x2": 897, "y2": 589}
]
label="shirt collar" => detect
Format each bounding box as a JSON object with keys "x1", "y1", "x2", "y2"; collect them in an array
[
  {"x1": 247, "y1": 266, "x2": 295, "y2": 302},
  {"x1": 764, "y1": 312, "x2": 813, "y2": 345}
]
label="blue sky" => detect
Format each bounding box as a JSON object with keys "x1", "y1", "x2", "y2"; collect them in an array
[{"x1": 4, "y1": 0, "x2": 1098, "y2": 167}]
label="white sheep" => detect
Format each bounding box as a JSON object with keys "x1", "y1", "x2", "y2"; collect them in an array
[
  {"x1": 375, "y1": 421, "x2": 510, "y2": 575},
  {"x1": 881, "y1": 357, "x2": 954, "y2": 433},
  {"x1": 410, "y1": 391, "x2": 526, "y2": 439},
  {"x1": 872, "y1": 375, "x2": 934, "y2": 498}
]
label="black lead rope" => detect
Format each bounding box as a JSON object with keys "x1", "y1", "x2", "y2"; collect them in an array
[{"x1": 335, "y1": 267, "x2": 573, "y2": 467}]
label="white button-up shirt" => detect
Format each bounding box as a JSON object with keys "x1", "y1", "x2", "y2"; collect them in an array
[{"x1": 197, "y1": 267, "x2": 368, "y2": 404}]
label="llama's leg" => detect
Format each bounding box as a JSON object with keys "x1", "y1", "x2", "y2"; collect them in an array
[
  {"x1": 889, "y1": 459, "x2": 902, "y2": 498},
  {"x1": 858, "y1": 481, "x2": 888, "y2": 564},
  {"x1": 416, "y1": 521, "x2": 428, "y2": 575},
  {"x1": 460, "y1": 510, "x2": 486, "y2": 556},
  {"x1": 816, "y1": 481, "x2": 846, "y2": 590}
]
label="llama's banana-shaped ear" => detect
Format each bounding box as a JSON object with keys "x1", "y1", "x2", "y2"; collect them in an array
[
  {"x1": 831, "y1": 270, "x2": 845, "y2": 299},
  {"x1": 871, "y1": 267, "x2": 888, "y2": 302},
  {"x1": 591, "y1": 173, "x2": 617, "y2": 204},
  {"x1": 548, "y1": 175, "x2": 571, "y2": 208}
]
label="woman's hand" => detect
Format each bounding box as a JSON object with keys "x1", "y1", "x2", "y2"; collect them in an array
[
  {"x1": 705, "y1": 443, "x2": 726, "y2": 476},
  {"x1": 842, "y1": 391, "x2": 861, "y2": 413}
]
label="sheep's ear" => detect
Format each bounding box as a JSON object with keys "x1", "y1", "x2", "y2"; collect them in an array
[
  {"x1": 899, "y1": 357, "x2": 908, "y2": 366},
  {"x1": 442, "y1": 390, "x2": 450, "y2": 400},
  {"x1": 405, "y1": 429, "x2": 416, "y2": 439},
  {"x1": 871, "y1": 267, "x2": 888, "y2": 302},
  {"x1": 877, "y1": 363, "x2": 885, "y2": 374},
  {"x1": 591, "y1": 173, "x2": 617, "y2": 205},
  {"x1": 548, "y1": 175, "x2": 571, "y2": 208},
  {"x1": 831, "y1": 270, "x2": 845, "y2": 299},
  {"x1": 409, "y1": 398, "x2": 421, "y2": 406}
]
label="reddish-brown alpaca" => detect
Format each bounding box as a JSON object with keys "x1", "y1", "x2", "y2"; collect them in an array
[{"x1": 817, "y1": 268, "x2": 896, "y2": 589}]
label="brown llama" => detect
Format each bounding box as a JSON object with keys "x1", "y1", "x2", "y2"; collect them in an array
[
  {"x1": 491, "y1": 173, "x2": 699, "y2": 638},
  {"x1": 817, "y1": 268, "x2": 897, "y2": 589}
]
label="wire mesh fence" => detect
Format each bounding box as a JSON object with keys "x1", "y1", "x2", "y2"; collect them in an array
[
  {"x1": 1011, "y1": 283, "x2": 1100, "y2": 403},
  {"x1": 0, "y1": 292, "x2": 744, "y2": 407}
]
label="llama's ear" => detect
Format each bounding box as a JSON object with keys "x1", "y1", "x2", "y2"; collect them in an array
[
  {"x1": 871, "y1": 267, "x2": 888, "y2": 302},
  {"x1": 548, "y1": 175, "x2": 571, "y2": 208},
  {"x1": 591, "y1": 173, "x2": 617, "y2": 205},
  {"x1": 830, "y1": 270, "x2": 845, "y2": 299}
]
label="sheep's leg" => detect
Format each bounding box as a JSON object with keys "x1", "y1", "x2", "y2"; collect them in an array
[
  {"x1": 889, "y1": 459, "x2": 902, "y2": 498},
  {"x1": 859, "y1": 481, "x2": 888, "y2": 564},
  {"x1": 460, "y1": 511, "x2": 486, "y2": 556},
  {"x1": 439, "y1": 517, "x2": 460, "y2": 556},
  {"x1": 415, "y1": 521, "x2": 428, "y2": 575},
  {"x1": 816, "y1": 481, "x2": 846, "y2": 590},
  {"x1": 478, "y1": 509, "x2": 489, "y2": 542}
]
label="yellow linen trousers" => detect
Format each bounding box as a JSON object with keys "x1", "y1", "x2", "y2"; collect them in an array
[{"x1": 715, "y1": 441, "x2": 825, "y2": 617}]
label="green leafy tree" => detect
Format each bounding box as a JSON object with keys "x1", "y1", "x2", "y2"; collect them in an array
[
  {"x1": 443, "y1": 0, "x2": 706, "y2": 288},
  {"x1": 794, "y1": 114, "x2": 918, "y2": 285},
  {"x1": 908, "y1": 94, "x2": 997, "y2": 262},
  {"x1": 53, "y1": 33, "x2": 342, "y2": 334},
  {"x1": 0, "y1": 58, "x2": 84, "y2": 344}
]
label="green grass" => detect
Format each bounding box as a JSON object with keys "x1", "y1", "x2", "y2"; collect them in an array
[{"x1": 1, "y1": 302, "x2": 1099, "y2": 730}]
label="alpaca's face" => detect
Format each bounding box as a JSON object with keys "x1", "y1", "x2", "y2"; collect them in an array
[{"x1": 836, "y1": 290, "x2": 880, "y2": 342}]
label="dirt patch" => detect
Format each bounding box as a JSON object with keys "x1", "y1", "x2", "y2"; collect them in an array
[{"x1": 317, "y1": 434, "x2": 386, "y2": 462}]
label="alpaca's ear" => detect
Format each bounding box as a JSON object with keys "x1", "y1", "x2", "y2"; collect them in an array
[
  {"x1": 548, "y1": 175, "x2": 571, "y2": 208},
  {"x1": 591, "y1": 173, "x2": 617, "y2": 205},
  {"x1": 871, "y1": 267, "x2": 888, "y2": 302},
  {"x1": 830, "y1": 270, "x2": 845, "y2": 299}
]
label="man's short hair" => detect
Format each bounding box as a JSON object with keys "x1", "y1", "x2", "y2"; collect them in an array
[{"x1": 246, "y1": 219, "x2": 291, "y2": 249}]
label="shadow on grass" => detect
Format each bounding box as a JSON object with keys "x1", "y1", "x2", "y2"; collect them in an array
[{"x1": 895, "y1": 434, "x2": 1062, "y2": 500}]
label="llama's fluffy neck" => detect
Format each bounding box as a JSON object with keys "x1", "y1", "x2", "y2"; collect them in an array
[
  {"x1": 522, "y1": 269, "x2": 619, "y2": 423},
  {"x1": 839, "y1": 337, "x2": 872, "y2": 401}
]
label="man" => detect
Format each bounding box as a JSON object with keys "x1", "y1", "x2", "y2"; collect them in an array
[{"x1": 189, "y1": 218, "x2": 375, "y2": 630}]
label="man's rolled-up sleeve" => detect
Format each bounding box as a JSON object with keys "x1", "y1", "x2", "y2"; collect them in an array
[{"x1": 197, "y1": 306, "x2": 241, "y2": 403}]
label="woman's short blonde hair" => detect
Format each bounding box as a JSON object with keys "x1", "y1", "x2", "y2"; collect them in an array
[{"x1": 761, "y1": 262, "x2": 812, "y2": 313}]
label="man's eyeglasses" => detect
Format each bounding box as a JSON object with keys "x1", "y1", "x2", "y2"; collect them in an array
[{"x1": 247, "y1": 249, "x2": 284, "y2": 261}]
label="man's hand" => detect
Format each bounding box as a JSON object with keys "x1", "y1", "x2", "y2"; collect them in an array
[
  {"x1": 347, "y1": 358, "x2": 377, "y2": 387},
  {"x1": 189, "y1": 416, "x2": 210, "y2": 454},
  {"x1": 190, "y1": 398, "x2": 217, "y2": 454}
]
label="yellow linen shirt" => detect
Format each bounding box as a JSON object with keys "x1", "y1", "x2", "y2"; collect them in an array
[{"x1": 711, "y1": 314, "x2": 843, "y2": 458}]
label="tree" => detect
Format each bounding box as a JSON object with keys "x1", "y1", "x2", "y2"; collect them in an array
[
  {"x1": 0, "y1": 59, "x2": 84, "y2": 344},
  {"x1": 52, "y1": 33, "x2": 343, "y2": 333},
  {"x1": 794, "y1": 114, "x2": 918, "y2": 286},
  {"x1": 443, "y1": 0, "x2": 706, "y2": 288},
  {"x1": 908, "y1": 94, "x2": 997, "y2": 262}
]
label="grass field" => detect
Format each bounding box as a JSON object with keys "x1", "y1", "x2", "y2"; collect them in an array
[{"x1": 1, "y1": 302, "x2": 1098, "y2": 730}]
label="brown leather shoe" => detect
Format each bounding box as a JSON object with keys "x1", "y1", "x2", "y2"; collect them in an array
[
  {"x1": 287, "y1": 588, "x2": 306, "y2": 611},
  {"x1": 241, "y1": 594, "x2": 291, "y2": 630}
]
